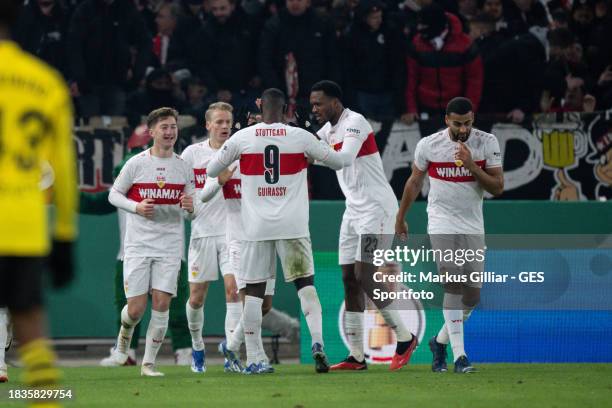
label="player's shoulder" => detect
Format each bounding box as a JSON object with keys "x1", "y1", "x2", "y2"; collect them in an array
[
  {"x1": 472, "y1": 127, "x2": 498, "y2": 143},
  {"x1": 420, "y1": 129, "x2": 446, "y2": 145},
  {"x1": 317, "y1": 121, "x2": 332, "y2": 138},
  {"x1": 3, "y1": 43, "x2": 68, "y2": 97},
  {"x1": 343, "y1": 109, "x2": 372, "y2": 134}
]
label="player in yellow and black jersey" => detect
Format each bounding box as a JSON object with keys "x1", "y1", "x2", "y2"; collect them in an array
[{"x1": 0, "y1": 0, "x2": 77, "y2": 401}]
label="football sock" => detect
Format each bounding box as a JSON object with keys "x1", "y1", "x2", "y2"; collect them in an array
[
  {"x1": 344, "y1": 311, "x2": 364, "y2": 362},
  {"x1": 117, "y1": 305, "x2": 141, "y2": 355},
  {"x1": 186, "y1": 302, "x2": 205, "y2": 351},
  {"x1": 243, "y1": 296, "x2": 263, "y2": 365},
  {"x1": 225, "y1": 302, "x2": 242, "y2": 341},
  {"x1": 297, "y1": 286, "x2": 323, "y2": 346},
  {"x1": 142, "y1": 309, "x2": 169, "y2": 366}
]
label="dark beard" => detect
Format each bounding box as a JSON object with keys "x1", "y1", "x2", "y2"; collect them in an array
[{"x1": 450, "y1": 128, "x2": 471, "y2": 142}]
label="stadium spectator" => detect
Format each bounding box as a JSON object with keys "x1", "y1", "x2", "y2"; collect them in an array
[
  {"x1": 503, "y1": 0, "x2": 548, "y2": 36},
  {"x1": 479, "y1": 0, "x2": 510, "y2": 34},
  {"x1": 342, "y1": 0, "x2": 406, "y2": 121},
  {"x1": 401, "y1": 3, "x2": 483, "y2": 125},
  {"x1": 541, "y1": 75, "x2": 598, "y2": 112},
  {"x1": 12, "y1": 0, "x2": 70, "y2": 78},
  {"x1": 393, "y1": 0, "x2": 430, "y2": 40},
  {"x1": 126, "y1": 68, "x2": 186, "y2": 125},
  {"x1": 190, "y1": 0, "x2": 261, "y2": 109},
  {"x1": 135, "y1": 0, "x2": 157, "y2": 35},
  {"x1": 150, "y1": 2, "x2": 190, "y2": 69},
  {"x1": 570, "y1": 0, "x2": 596, "y2": 46},
  {"x1": 182, "y1": 76, "x2": 216, "y2": 119},
  {"x1": 479, "y1": 25, "x2": 548, "y2": 120},
  {"x1": 67, "y1": 0, "x2": 151, "y2": 118},
  {"x1": 330, "y1": 0, "x2": 359, "y2": 36},
  {"x1": 258, "y1": 0, "x2": 341, "y2": 115}
]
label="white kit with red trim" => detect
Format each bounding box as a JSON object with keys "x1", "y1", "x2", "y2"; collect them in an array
[
  {"x1": 181, "y1": 141, "x2": 228, "y2": 238},
  {"x1": 317, "y1": 108, "x2": 398, "y2": 217},
  {"x1": 111, "y1": 148, "x2": 195, "y2": 257},
  {"x1": 414, "y1": 127, "x2": 502, "y2": 234},
  {"x1": 211, "y1": 122, "x2": 325, "y2": 241}
]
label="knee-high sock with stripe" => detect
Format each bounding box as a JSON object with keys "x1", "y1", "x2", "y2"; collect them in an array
[{"x1": 143, "y1": 310, "x2": 169, "y2": 366}]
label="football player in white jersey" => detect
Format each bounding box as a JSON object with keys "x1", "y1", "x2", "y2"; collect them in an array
[
  {"x1": 310, "y1": 80, "x2": 418, "y2": 371},
  {"x1": 396, "y1": 97, "x2": 503, "y2": 373},
  {"x1": 108, "y1": 107, "x2": 196, "y2": 377},
  {"x1": 197, "y1": 106, "x2": 299, "y2": 374},
  {"x1": 181, "y1": 102, "x2": 243, "y2": 373},
  {"x1": 0, "y1": 308, "x2": 10, "y2": 382},
  {"x1": 209, "y1": 88, "x2": 344, "y2": 374}
]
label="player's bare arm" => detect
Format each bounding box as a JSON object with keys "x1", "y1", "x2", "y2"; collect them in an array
[
  {"x1": 456, "y1": 142, "x2": 504, "y2": 196},
  {"x1": 396, "y1": 163, "x2": 426, "y2": 238}
]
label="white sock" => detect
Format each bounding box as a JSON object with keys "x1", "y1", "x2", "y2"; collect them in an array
[
  {"x1": 243, "y1": 296, "x2": 263, "y2": 365},
  {"x1": 225, "y1": 302, "x2": 242, "y2": 341},
  {"x1": 0, "y1": 308, "x2": 7, "y2": 370},
  {"x1": 261, "y1": 308, "x2": 297, "y2": 335},
  {"x1": 186, "y1": 302, "x2": 205, "y2": 351},
  {"x1": 142, "y1": 309, "x2": 169, "y2": 366},
  {"x1": 117, "y1": 305, "x2": 141, "y2": 355},
  {"x1": 441, "y1": 293, "x2": 465, "y2": 361},
  {"x1": 297, "y1": 286, "x2": 323, "y2": 346},
  {"x1": 228, "y1": 315, "x2": 244, "y2": 352},
  {"x1": 436, "y1": 302, "x2": 474, "y2": 345},
  {"x1": 344, "y1": 311, "x2": 364, "y2": 362},
  {"x1": 379, "y1": 305, "x2": 413, "y2": 342},
  {"x1": 257, "y1": 332, "x2": 269, "y2": 363}
]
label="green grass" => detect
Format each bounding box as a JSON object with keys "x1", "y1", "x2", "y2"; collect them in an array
[{"x1": 2, "y1": 364, "x2": 612, "y2": 408}]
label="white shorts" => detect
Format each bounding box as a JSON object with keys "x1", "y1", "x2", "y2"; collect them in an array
[
  {"x1": 230, "y1": 239, "x2": 275, "y2": 295},
  {"x1": 240, "y1": 237, "x2": 314, "y2": 284},
  {"x1": 188, "y1": 235, "x2": 232, "y2": 283},
  {"x1": 123, "y1": 256, "x2": 181, "y2": 298},
  {"x1": 339, "y1": 210, "x2": 395, "y2": 265},
  {"x1": 429, "y1": 234, "x2": 486, "y2": 288}
]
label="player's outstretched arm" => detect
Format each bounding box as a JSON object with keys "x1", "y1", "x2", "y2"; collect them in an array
[
  {"x1": 396, "y1": 163, "x2": 426, "y2": 238},
  {"x1": 305, "y1": 135, "x2": 344, "y2": 170},
  {"x1": 197, "y1": 177, "x2": 221, "y2": 203},
  {"x1": 207, "y1": 138, "x2": 240, "y2": 178}
]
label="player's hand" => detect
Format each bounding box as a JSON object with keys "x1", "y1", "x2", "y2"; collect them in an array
[
  {"x1": 180, "y1": 194, "x2": 194, "y2": 213},
  {"x1": 395, "y1": 217, "x2": 408, "y2": 240},
  {"x1": 400, "y1": 113, "x2": 417, "y2": 125},
  {"x1": 455, "y1": 141, "x2": 475, "y2": 170},
  {"x1": 218, "y1": 166, "x2": 236, "y2": 186},
  {"x1": 48, "y1": 240, "x2": 75, "y2": 288},
  {"x1": 136, "y1": 198, "x2": 155, "y2": 219}
]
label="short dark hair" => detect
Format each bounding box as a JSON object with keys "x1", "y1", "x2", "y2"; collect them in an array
[
  {"x1": 261, "y1": 88, "x2": 286, "y2": 112},
  {"x1": 311, "y1": 80, "x2": 343, "y2": 101},
  {"x1": 146, "y1": 107, "x2": 179, "y2": 129},
  {"x1": 446, "y1": 97, "x2": 473, "y2": 115},
  {"x1": 0, "y1": 0, "x2": 21, "y2": 26}
]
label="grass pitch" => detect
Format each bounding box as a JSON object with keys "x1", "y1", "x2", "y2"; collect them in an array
[{"x1": 2, "y1": 364, "x2": 611, "y2": 407}]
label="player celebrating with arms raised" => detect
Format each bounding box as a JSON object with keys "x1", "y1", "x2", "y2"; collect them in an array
[
  {"x1": 108, "y1": 107, "x2": 195, "y2": 377},
  {"x1": 310, "y1": 80, "x2": 417, "y2": 371},
  {"x1": 209, "y1": 88, "x2": 343, "y2": 374},
  {"x1": 396, "y1": 97, "x2": 504, "y2": 373}
]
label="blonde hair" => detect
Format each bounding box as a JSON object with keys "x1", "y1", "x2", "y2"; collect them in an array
[{"x1": 205, "y1": 102, "x2": 233, "y2": 123}]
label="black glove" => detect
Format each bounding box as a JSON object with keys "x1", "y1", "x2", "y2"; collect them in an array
[{"x1": 48, "y1": 240, "x2": 75, "y2": 288}]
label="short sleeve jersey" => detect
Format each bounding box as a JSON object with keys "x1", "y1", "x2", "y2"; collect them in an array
[
  {"x1": 317, "y1": 108, "x2": 397, "y2": 217},
  {"x1": 414, "y1": 128, "x2": 502, "y2": 234},
  {"x1": 181, "y1": 140, "x2": 227, "y2": 238}
]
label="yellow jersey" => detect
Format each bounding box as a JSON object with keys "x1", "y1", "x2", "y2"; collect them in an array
[{"x1": 0, "y1": 41, "x2": 77, "y2": 256}]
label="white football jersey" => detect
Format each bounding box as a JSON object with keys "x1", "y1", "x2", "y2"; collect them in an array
[
  {"x1": 414, "y1": 127, "x2": 502, "y2": 234},
  {"x1": 210, "y1": 122, "x2": 337, "y2": 241},
  {"x1": 111, "y1": 149, "x2": 195, "y2": 257},
  {"x1": 222, "y1": 161, "x2": 243, "y2": 242},
  {"x1": 182, "y1": 140, "x2": 227, "y2": 238},
  {"x1": 317, "y1": 108, "x2": 398, "y2": 217}
]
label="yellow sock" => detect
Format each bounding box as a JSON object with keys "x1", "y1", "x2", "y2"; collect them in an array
[{"x1": 18, "y1": 338, "x2": 62, "y2": 388}]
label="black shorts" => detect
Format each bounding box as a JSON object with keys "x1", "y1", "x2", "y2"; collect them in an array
[{"x1": 0, "y1": 256, "x2": 44, "y2": 311}]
